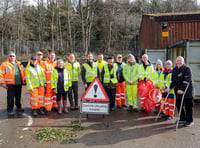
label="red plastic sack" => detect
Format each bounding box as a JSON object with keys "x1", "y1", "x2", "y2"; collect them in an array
[
  {"x1": 146, "y1": 79, "x2": 153, "y2": 89},
  {"x1": 148, "y1": 87, "x2": 162, "y2": 103},
  {"x1": 138, "y1": 80, "x2": 153, "y2": 98},
  {"x1": 143, "y1": 87, "x2": 162, "y2": 113},
  {"x1": 138, "y1": 80, "x2": 149, "y2": 98},
  {"x1": 144, "y1": 96, "x2": 156, "y2": 113}
]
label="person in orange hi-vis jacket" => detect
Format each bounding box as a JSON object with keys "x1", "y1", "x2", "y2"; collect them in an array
[
  {"x1": 0, "y1": 51, "x2": 26, "y2": 116},
  {"x1": 115, "y1": 54, "x2": 127, "y2": 109},
  {"x1": 44, "y1": 52, "x2": 57, "y2": 115}
]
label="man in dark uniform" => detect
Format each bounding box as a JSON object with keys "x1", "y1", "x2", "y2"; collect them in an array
[{"x1": 169, "y1": 56, "x2": 194, "y2": 127}]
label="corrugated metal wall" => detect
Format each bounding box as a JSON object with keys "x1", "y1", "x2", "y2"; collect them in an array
[{"x1": 139, "y1": 15, "x2": 200, "y2": 50}]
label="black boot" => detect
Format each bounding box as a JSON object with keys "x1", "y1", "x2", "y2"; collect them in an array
[
  {"x1": 127, "y1": 106, "x2": 133, "y2": 111},
  {"x1": 39, "y1": 107, "x2": 45, "y2": 115},
  {"x1": 32, "y1": 109, "x2": 38, "y2": 116}
]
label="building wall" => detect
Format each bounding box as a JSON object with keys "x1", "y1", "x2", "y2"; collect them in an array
[{"x1": 139, "y1": 15, "x2": 200, "y2": 51}]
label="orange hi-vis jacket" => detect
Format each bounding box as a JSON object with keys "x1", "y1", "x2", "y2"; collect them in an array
[
  {"x1": 0, "y1": 59, "x2": 26, "y2": 85},
  {"x1": 37, "y1": 60, "x2": 45, "y2": 71},
  {"x1": 44, "y1": 58, "x2": 56, "y2": 84}
]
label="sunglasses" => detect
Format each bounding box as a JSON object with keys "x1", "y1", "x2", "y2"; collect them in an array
[{"x1": 9, "y1": 55, "x2": 15, "y2": 57}]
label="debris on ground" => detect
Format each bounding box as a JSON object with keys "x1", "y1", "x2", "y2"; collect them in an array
[{"x1": 34, "y1": 123, "x2": 85, "y2": 143}]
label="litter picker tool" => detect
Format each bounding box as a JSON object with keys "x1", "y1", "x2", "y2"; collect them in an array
[
  {"x1": 155, "y1": 92, "x2": 170, "y2": 122},
  {"x1": 175, "y1": 81, "x2": 190, "y2": 131}
]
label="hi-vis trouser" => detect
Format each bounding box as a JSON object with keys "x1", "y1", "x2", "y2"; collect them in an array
[
  {"x1": 115, "y1": 81, "x2": 126, "y2": 106},
  {"x1": 126, "y1": 84, "x2": 138, "y2": 108},
  {"x1": 30, "y1": 87, "x2": 45, "y2": 109},
  {"x1": 44, "y1": 60, "x2": 57, "y2": 111},
  {"x1": 162, "y1": 93, "x2": 176, "y2": 117},
  {"x1": 45, "y1": 83, "x2": 56, "y2": 111}
]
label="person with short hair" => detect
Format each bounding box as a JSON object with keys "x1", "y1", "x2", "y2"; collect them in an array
[
  {"x1": 51, "y1": 59, "x2": 70, "y2": 114},
  {"x1": 123, "y1": 54, "x2": 141, "y2": 112},
  {"x1": 101, "y1": 56, "x2": 119, "y2": 111},
  {"x1": 44, "y1": 52, "x2": 57, "y2": 115},
  {"x1": 64, "y1": 53, "x2": 81, "y2": 110},
  {"x1": 168, "y1": 56, "x2": 194, "y2": 126},
  {"x1": 139, "y1": 54, "x2": 154, "y2": 111},
  {"x1": 115, "y1": 54, "x2": 127, "y2": 108},
  {"x1": 0, "y1": 51, "x2": 26, "y2": 116},
  {"x1": 81, "y1": 53, "x2": 100, "y2": 90},
  {"x1": 160, "y1": 60, "x2": 175, "y2": 120},
  {"x1": 96, "y1": 53, "x2": 107, "y2": 76},
  {"x1": 25, "y1": 56, "x2": 46, "y2": 116},
  {"x1": 153, "y1": 59, "x2": 164, "y2": 112}
]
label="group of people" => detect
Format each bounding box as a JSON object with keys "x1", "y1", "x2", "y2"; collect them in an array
[{"x1": 0, "y1": 51, "x2": 194, "y2": 127}]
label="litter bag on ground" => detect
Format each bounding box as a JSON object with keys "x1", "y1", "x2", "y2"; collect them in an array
[
  {"x1": 143, "y1": 87, "x2": 162, "y2": 113},
  {"x1": 138, "y1": 80, "x2": 153, "y2": 99}
]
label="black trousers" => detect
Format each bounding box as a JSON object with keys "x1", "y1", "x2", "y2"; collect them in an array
[
  {"x1": 56, "y1": 92, "x2": 67, "y2": 102},
  {"x1": 68, "y1": 82, "x2": 78, "y2": 106},
  {"x1": 7, "y1": 84, "x2": 22, "y2": 112},
  {"x1": 105, "y1": 87, "x2": 116, "y2": 108},
  {"x1": 176, "y1": 95, "x2": 193, "y2": 123}
]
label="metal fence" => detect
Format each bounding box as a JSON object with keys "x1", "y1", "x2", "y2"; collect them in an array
[{"x1": 0, "y1": 39, "x2": 139, "y2": 56}]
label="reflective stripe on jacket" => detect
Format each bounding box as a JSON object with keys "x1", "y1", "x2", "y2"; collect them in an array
[
  {"x1": 82, "y1": 62, "x2": 98, "y2": 83},
  {"x1": 44, "y1": 58, "x2": 56, "y2": 84},
  {"x1": 96, "y1": 60, "x2": 107, "y2": 73},
  {"x1": 161, "y1": 70, "x2": 175, "y2": 94},
  {"x1": 64, "y1": 61, "x2": 80, "y2": 85},
  {"x1": 123, "y1": 62, "x2": 141, "y2": 85},
  {"x1": 25, "y1": 64, "x2": 46, "y2": 90},
  {"x1": 51, "y1": 69, "x2": 70, "y2": 93},
  {"x1": 103, "y1": 63, "x2": 118, "y2": 84},
  {"x1": 153, "y1": 70, "x2": 163, "y2": 87},
  {"x1": 0, "y1": 59, "x2": 26, "y2": 84},
  {"x1": 140, "y1": 64, "x2": 154, "y2": 80}
]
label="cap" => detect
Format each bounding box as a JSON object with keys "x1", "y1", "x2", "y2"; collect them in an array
[
  {"x1": 117, "y1": 54, "x2": 122, "y2": 58},
  {"x1": 36, "y1": 51, "x2": 43, "y2": 55},
  {"x1": 31, "y1": 56, "x2": 37, "y2": 60},
  {"x1": 107, "y1": 56, "x2": 114, "y2": 60},
  {"x1": 165, "y1": 60, "x2": 172, "y2": 66},
  {"x1": 156, "y1": 59, "x2": 163, "y2": 66}
]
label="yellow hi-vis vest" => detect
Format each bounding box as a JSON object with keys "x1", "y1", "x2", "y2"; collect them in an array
[
  {"x1": 51, "y1": 69, "x2": 70, "y2": 93},
  {"x1": 64, "y1": 61, "x2": 80, "y2": 84},
  {"x1": 103, "y1": 63, "x2": 118, "y2": 84},
  {"x1": 160, "y1": 70, "x2": 175, "y2": 94},
  {"x1": 153, "y1": 70, "x2": 163, "y2": 88},
  {"x1": 96, "y1": 60, "x2": 107, "y2": 73},
  {"x1": 140, "y1": 64, "x2": 154, "y2": 80},
  {"x1": 25, "y1": 64, "x2": 46, "y2": 90},
  {"x1": 83, "y1": 62, "x2": 98, "y2": 83}
]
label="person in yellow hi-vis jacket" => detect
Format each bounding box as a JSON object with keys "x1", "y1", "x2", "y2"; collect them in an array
[
  {"x1": 139, "y1": 54, "x2": 154, "y2": 111},
  {"x1": 25, "y1": 56, "x2": 46, "y2": 116},
  {"x1": 96, "y1": 53, "x2": 107, "y2": 76},
  {"x1": 123, "y1": 54, "x2": 141, "y2": 112},
  {"x1": 153, "y1": 59, "x2": 164, "y2": 112},
  {"x1": 64, "y1": 53, "x2": 81, "y2": 110},
  {"x1": 101, "y1": 56, "x2": 119, "y2": 111},
  {"x1": 51, "y1": 59, "x2": 70, "y2": 115},
  {"x1": 160, "y1": 60, "x2": 175, "y2": 120}
]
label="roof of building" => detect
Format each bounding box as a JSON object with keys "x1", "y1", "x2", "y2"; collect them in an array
[{"x1": 143, "y1": 11, "x2": 200, "y2": 21}]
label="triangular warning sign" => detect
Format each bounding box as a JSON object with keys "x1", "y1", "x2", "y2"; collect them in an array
[{"x1": 81, "y1": 78, "x2": 109, "y2": 102}]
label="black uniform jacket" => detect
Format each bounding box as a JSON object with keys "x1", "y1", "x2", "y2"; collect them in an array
[{"x1": 170, "y1": 64, "x2": 194, "y2": 99}]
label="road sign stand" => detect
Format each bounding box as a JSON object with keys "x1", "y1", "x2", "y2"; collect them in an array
[{"x1": 79, "y1": 78, "x2": 110, "y2": 125}]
